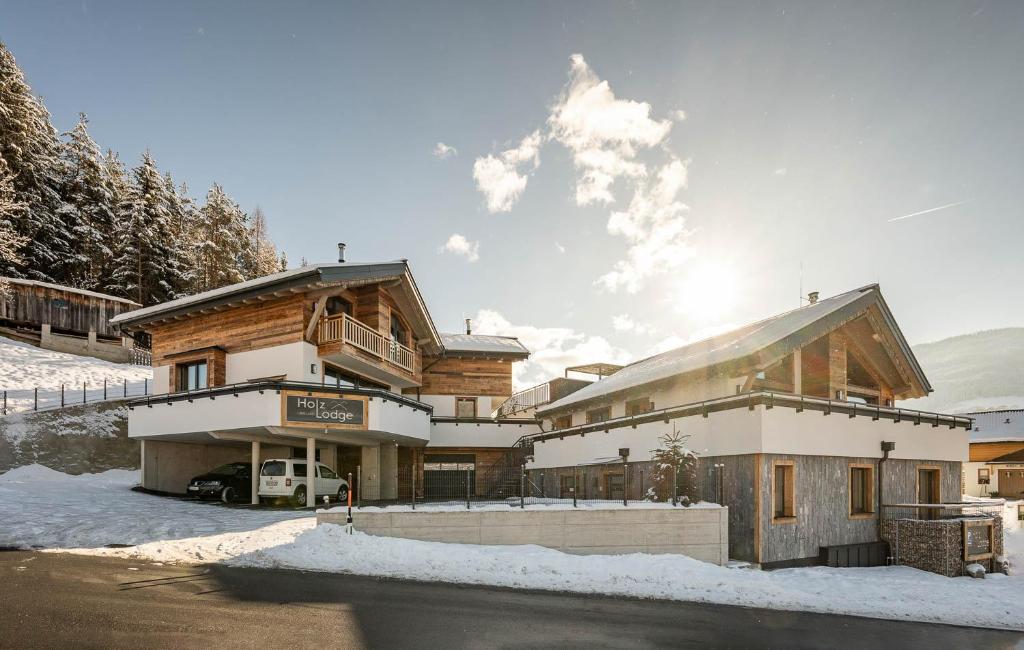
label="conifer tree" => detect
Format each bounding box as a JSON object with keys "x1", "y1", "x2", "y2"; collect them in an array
[
  {"x1": 242, "y1": 206, "x2": 280, "y2": 279},
  {"x1": 279, "y1": 251, "x2": 288, "y2": 272},
  {"x1": 0, "y1": 154, "x2": 29, "y2": 290},
  {"x1": 60, "y1": 114, "x2": 115, "y2": 289},
  {"x1": 109, "y1": 151, "x2": 185, "y2": 305},
  {"x1": 0, "y1": 41, "x2": 72, "y2": 283},
  {"x1": 194, "y1": 183, "x2": 248, "y2": 292}
]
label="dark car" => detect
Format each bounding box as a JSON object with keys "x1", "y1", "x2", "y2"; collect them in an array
[{"x1": 186, "y1": 462, "x2": 252, "y2": 503}]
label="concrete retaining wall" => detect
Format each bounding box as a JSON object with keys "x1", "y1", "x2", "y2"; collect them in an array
[{"x1": 318, "y1": 506, "x2": 729, "y2": 564}]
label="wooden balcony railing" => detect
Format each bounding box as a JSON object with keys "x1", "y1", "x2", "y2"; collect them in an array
[{"x1": 318, "y1": 313, "x2": 415, "y2": 373}]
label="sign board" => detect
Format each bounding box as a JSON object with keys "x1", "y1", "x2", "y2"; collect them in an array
[
  {"x1": 963, "y1": 519, "x2": 994, "y2": 561},
  {"x1": 281, "y1": 391, "x2": 368, "y2": 430}
]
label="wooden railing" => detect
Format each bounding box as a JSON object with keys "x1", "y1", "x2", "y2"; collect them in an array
[{"x1": 318, "y1": 313, "x2": 415, "y2": 373}]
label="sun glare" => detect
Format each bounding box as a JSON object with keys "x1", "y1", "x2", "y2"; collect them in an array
[{"x1": 671, "y1": 261, "x2": 740, "y2": 322}]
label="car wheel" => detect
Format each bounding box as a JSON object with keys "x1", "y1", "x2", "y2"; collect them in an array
[
  {"x1": 337, "y1": 485, "x2": 349, "y2": 504},
  {"x1": 221, "y1": 487, "x2": 235, "y2": 503},
  {"x1": 292, "y1": 485, "x2": 307, "y2": 507}
]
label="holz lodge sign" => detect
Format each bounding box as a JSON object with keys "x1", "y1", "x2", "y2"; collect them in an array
[{"x1": 283, "y1": 393, "x2": 367, "y2": 429}]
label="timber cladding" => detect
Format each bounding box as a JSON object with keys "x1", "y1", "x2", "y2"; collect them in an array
[
  {"x1": 970, "y1": 441, "x2": 1024, "y2": 462},
  {"x1": 149, "y1": 294, "x2": 306, "y2": 365},
  {"x1": 0, "y1": 281, "x2": 137, "y2": 339},
  {"x1": 418, "y1": 357, "x2": 513, "y2": 397}
]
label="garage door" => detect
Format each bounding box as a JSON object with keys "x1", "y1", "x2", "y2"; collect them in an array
[{"x1": 999, "y1": 469, "x2": 1024, "y2": 499}]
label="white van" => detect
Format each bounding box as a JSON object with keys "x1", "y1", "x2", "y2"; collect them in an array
[{"x1": 258, "y1": 458, "x2": 349, "y2": 506}]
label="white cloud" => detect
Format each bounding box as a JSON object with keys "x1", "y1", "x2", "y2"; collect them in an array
[
  {"x1": 434, "y1": 142, "x2": 458, "y2": 160},
  {"x1": 597, "y1": 158, "x2": 694, "y2": 293},
  {"x1": 611, "y1": 313, "x2": 652, "y2": 335},
  {"x1": 773, "y1": 167, "x2": 787, "y2": 176},
  {"x1": 548, "y1": 54, "x2": 672, "y2": 206},
  {"x1": 672, "y1": 109, "x2": 688, "y2": 121},
  {"x1": 472, "y1": 309, "x2": 631, "y2": 389},
  {"x1": 472, "y1": 131, "x2": 542, "y2": 213},
  {"x1": 555, "y1": 242, "x2": 566, "y2": 253},
  {"x1": 440, "y1": 234, "x2": 480, "y2": 262}
]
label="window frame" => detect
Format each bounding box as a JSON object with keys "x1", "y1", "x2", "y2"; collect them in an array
[
  {"x1": 552, "y1": 414, "x2": 572, "y2": 430},
  {"x1": 586, "y1": 406, "x2": 611, "y2": 424},
  {"x1": 978, "y1": 467, "x2": 990, "y2": 483},
  {"x1": 771, "y1": 460, "x2": 796, "y2": 524},
  {"x1": 848, "y1": 463, "x2": 875, "y2": 519},
  {"x1": 176, "y1": 360, "x2": 209, "y2": 392},
  {"x1": 625, "y1": 397, "x2": 654, "y2": 417},
  {"x1": 455, "y1": 396, "x2": 477, "y2": 419}
]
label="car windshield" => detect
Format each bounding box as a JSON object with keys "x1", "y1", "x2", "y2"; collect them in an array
[
  {"x1": 210, "y1": 464, "x2": 246, "y2": 475},
  {"x1": 261, "y1": 461, "x2": 286, "y2": 477}
]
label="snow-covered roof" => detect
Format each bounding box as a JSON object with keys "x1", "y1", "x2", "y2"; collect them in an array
[
  {"x1": 109, "y1": 261, "x2": 443, "y2": 351},
  {"x1": 537, "y1": 285, "x2": 927, "y2": 415},
  {"x1": 440, "y1": 333, "x2": 530, "y2": 358},
  {"x1": 2, "y1": 277, "x2": 140, "y2": 306},
  {"x1": 966, "y1": 409, "x2": 1024, "y2": 443}
]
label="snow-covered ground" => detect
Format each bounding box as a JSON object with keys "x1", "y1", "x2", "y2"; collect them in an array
[
  {"x1": 2, "y1": 464, "x2": 1023, "y2": 630},
  {"x1": 0, "y1": 336, "x2": 152, "y2": 413}
]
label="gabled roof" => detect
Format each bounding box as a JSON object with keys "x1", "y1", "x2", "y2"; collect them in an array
[
  {"x1": 439, "y1": 333, "x2": 530, "y2": 359},
  {"x1": 2, "y1": 277, "x2": 140, "y2": 306},
  {"x1": 110, "y1": 262, "x2": 443, "y2": 352},
  {"x1": 537, "y1": 285, "x2": 930, "y2": 415},
  {"x1": 967, "y1": 409, "x2": 1024, "y2": 443}
]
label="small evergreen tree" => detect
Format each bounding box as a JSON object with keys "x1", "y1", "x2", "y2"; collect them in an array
[
  {"x1": 60, "y1": 114, "x2": 115, "y2": 289},
  {"x1": 194, "y1": 183, "x2": 248, "y2": 292},
  {"x1": 242, "y1": 205, "x2": 280, "y2": 279},
  {"x1": 647, "y1": 426, "x2": 699, "y2": 504}
]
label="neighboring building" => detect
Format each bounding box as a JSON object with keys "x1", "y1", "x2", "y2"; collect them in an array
[
  {"x1": 0, "y1": 277, "x2": 142, "y2": 363},
  {"x1": 519, "y1": 285, "x2": 971, "y2": 567},
  {"x1": 963, "y1": 409, "x2": 1024, "y2": 499},
  {"x1": 110, "y1": 259, "x2": 541, "y2": 505}
]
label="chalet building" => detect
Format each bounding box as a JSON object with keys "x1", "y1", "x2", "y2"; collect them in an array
[
  {"x1": 512, "y1": 285, "x2": 972, "y2": 567},
  {"x1": 0, "y1": 277, "x2": 142, "y2": 363},
  {"x1": 963, "y1": 410, "x2": 1024, "y2": 500},
  {"x1": 110, "y1": 258, "x2": 540, "y2": 506}
]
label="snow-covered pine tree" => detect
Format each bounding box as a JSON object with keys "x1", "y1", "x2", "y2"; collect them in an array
[
  {"x1": 0, "y1": 41, "x2": 73, "y2": 283},
  {"x1": 0, "y1": 154, "x2": 29, "y2": 294},
  {"x1": 109, "y1": 151, "x2": 185, "y2": 305},
  {"x1": 194, "y1": 183, "x2": 248, "y2": 292},
  {"x1": 279, "y1": 251, "x2": 288, "y2": 272},
  {"x1": 163, "y1": 173, "x2": 199, "y2": 295},
  {"x1": 60, "y1": 114, "x2": 115, "y2": 289},
  {"x1": 647, "y1": 426, "x2": 700, "y2": 504},
  {"x1": 242, "y1": 206, "x2": 280, "y2": 279}
]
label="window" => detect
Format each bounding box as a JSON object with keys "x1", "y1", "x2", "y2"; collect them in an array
[
  {"x1": 772, "y1": 461, "x2": 795, "y2": 522},
  {"x1": 324, "y1": 297, "x2": 352, "y2": 317},
  {"x1": 176, "y1": 360, "x2": 208, "y2": 391},
  {"x1": 319, "y1": 465, "x2": 338, "y2": 480},
  {"x1": 261, "y1": 461, "x2": 286, "y2": 477},
  {"x1": 849, "y1": 464, "x2": 874, "y2": 517},
  {"x1": 553, "y1": 414, "x2": 572, "y2": 430},
  {"x1": 455, "y1": 397, "x2": 477, "y2": 418},
  {"x1": 390, "y1": 313, "x2": 407, "y2": 346},
  {"x1": 586, "y1": 406, "x2": 611, "y2": 424},
  {"x1": 292, "y1": 463, "x2": 308, "y2": 477},
  {"x1": 323, "y1": 364, "x2": 387, "y2": 390},
  {"x1": 625, "y1": 397, "x2": 654, "y2": 416},
  {"x1": 978, "y1": 468, "x2": 991, "y2": 484},
  {"x1": 560, "y1": 474, "x2": 576, "y2": 498}
]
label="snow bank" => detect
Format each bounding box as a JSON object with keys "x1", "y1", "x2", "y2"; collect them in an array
[
  {"x1": 4, "y1": 465, "x2": 1022, "y2": 630},
  {"x1": 325, "y1": 500, "x2": 722, "y2": 513}
]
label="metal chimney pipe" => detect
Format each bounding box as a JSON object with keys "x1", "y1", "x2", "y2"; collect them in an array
[
  {"x1": 807, "y1": 291, "x2": 819, "y2": 305},
  {"x1": 337, "y1": 242, "x2": 346, "y2": 263},
  {"x1": 465, "y1": 318, "x2": 472, "y2": 335}
]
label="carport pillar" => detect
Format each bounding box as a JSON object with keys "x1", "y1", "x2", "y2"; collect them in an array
[
  {"x1": 250, "y1": 441, "x2": 260, "y2": 505},
  {"x1": 306, "y1": 437, "x2": 317, "y2": 508}
]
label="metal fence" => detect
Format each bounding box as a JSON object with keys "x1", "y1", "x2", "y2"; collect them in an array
[
  {"x1": 349, "y1": 459, "x2": 701, "y2": 509},
  {"x1": 1, "y1": 378, "x2": 151, "y2": 416},
  {"x1": 879, "y1": 502, "x2": 1007, "y2": 522}
]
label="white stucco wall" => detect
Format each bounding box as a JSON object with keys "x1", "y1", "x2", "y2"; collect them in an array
[
  {"x1": 369, "y1": 398, "x2": 431, "y2": 443},
  {"x1": 130, "y1": 391, "x2": 283, "y2": 437},
  {"x1": 224, "y1": 341, "x2": 320, "y2": 384},
  {"x1": 429, "y1": 420, "x2": 541, "y2": 448},
  {"x1": 152, "y1": 365, "x2": 170, "y2": 394},
  {"x1": 417, "y1": 394, "x2": 499, "y2": 418}
]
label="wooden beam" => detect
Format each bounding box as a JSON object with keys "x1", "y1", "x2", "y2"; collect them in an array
[{"x1": 305, "y1": 295, "x2": 328, "y2": 343}]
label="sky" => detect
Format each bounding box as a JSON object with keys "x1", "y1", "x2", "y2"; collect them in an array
[{"x1": 5, "y1": 1, "x2": 1023, "y2": 387}]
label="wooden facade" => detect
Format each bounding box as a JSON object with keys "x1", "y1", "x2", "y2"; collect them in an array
[
  {"x1": 0, "y1": 278, "x2": 139, "y2": 340},
  {"x1": 969, "y1": 440, "x2": 1024, "y2": 462},
  {"x1": 413, "y1": 357, "x2": 514, "y2": 399}
]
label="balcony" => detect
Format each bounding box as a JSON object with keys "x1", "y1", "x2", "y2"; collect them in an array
[{"x1": 317, "y1": 313, "x2": 419, "y2": 387}]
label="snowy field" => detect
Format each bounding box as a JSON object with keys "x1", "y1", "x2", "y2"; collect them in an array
[
  {"x1": 1, "y1": 465, "x2": 1023, "y2": 630},
  {"x1": 0, "y1": 337, "x2": 152, "y2": 413}
]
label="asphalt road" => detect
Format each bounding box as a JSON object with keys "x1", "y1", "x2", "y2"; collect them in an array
[{"x1": 0, "y1": 551, "x2": 1019, "y2": 649}]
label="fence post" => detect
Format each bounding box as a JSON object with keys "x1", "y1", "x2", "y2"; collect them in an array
[
  {"x1": 144, "y1": 378, "x2": 148, "y2": 395},
  {"x1": 573, "y1": 467, "x2": 577, "y2": 508},
  {"x1": 34, "y1": 387, "x2": 38, "y2": 411},
  {"x1": 520, "y1": 466, "x2": 526, "y2": 509},
  {"x1": 2, "y1": 390, "x2": 5, "y2": 416},
  {"x1": 623, "y1": 463, "x2": 629, "y2": 506},
  {"x1": 672, "y1": 465, "x2": 678, "y2": 506},
  {"x1": 540, "y1": 472, "x2": 545, "y2": 499},
  {"x1": 346, "y1": 472, "x2": 353, "y2": 534},
  {"x1": 103, "y1": 379, "x2": 107, "y2": 401},
  {"x1": 83, "y1": 381, "x2": 87, "y2": 404},
  {"x1": 466, "y1": 467, "x2": 471, "y2": 510},
  {"x1": 411, "y1": 466, "x2": 416, "y2": 510},
  {"x1": 356, "y1": 465, "x2": 362, "y2": 508},
  {"x1": 640, "y1": 469, "x2": 645, "y2": 502},
  {"x1": 61, "y1": 384, "x2": 64, "y2": 408},
  {"x1": 124, "y1": 378, "x2": 127, "y2": 397}
]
